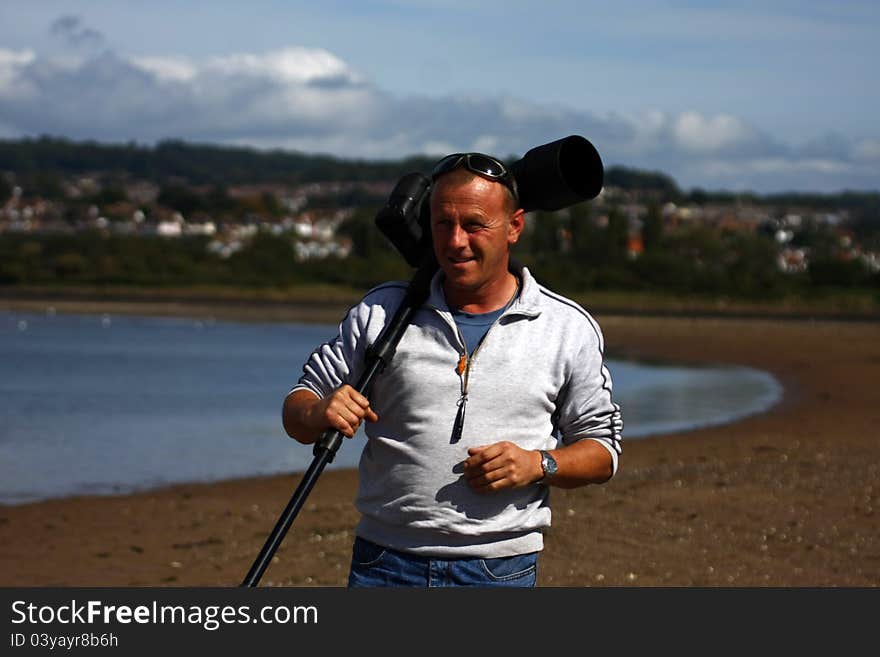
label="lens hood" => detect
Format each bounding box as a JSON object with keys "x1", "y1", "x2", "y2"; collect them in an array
[{"x1": 510, "y1": 135, "x2": 604, "y2": 212}]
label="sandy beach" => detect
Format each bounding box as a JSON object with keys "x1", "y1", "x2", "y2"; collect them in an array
[{"x1": 1, "y1": 298, "x2": 878, "y2": 587}]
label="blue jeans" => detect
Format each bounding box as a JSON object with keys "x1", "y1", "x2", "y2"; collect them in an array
[{"x1": 347, "y1": 536, "x2": 538, "y2": 587}]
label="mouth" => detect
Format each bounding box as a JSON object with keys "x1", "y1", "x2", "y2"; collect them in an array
[{"x1": 447, "y1": 255, "x2": 475, "y2": 265}]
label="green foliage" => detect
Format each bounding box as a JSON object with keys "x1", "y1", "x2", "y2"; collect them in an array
[
  {"x1": 849, "y1": 201, "x2": 880, "y2": 250},
  {"x1": 722, "y1": 232, "x2": 789, "y2": 298},
  {"x1": 808, "y1": 256, "x2": 873, "y2": 287},
  {"x1": 0, "y1": 175, "x2": 11, "y2": 202},
  {"x1": 526, "y1": 211, "x2": 561, "y2": 254},
  {"x1": 631, "y1": 250, "x2": 696, "y2": 291},
  {"x1": 642, "y1": 202, "x2": 663, "y2": 252},
  {"x1": 157, "y1": 185, "x2": 206, "y2": 217},
  {"x1": 337, "y1": 208, "x2": 395, "y2": 259},
  {"x1": 19, "y1": 171, "x2": 64, "y2": 199},
  {"x1": 605, "y1": 206, "x2": 629, "y2": 266},
  {"x1": 1, "y1": 216, "x2": 874, "y2": 301},
  {"x1": 0, "y1": 233, "x2": 215, "y2": 286},
  {"x1": 226, "y1": 232, "x2": 299, "y2": 284},
  {"x1": 605, "y1": 166, "x2": 680, "y2": 198}
]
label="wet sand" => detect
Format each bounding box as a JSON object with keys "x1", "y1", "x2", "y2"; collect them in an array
[{"x1": 1, "y1": 303, "x2": 878, "y2": 587}]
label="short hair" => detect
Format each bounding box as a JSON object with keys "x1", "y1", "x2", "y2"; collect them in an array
[{"x1": 431, "y1": 168, "x2": 519, "y2": 215}]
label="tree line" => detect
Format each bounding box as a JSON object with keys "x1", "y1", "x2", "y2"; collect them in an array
[
  {"x1": 2, "y1": 205, "x2": 876, "y2": 300},
  {"x1": 3, "y1": 135, "x2": 878, "y2": 210}
]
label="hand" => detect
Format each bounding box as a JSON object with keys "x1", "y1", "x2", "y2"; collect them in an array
[
  {"x1": 312, "y1": 384, "x2": 378, "y2": 438},
  {"x1": 462, "y1": 441, "x2": 543, "y2": 493}
]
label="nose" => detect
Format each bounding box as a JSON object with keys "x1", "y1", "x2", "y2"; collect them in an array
[{"x1": 447, "y1": 223, "x2": 468, "y2": 249}]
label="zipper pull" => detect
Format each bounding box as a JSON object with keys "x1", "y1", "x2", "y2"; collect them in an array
[{"x1": 451, "y1": 394, "x2": 467, "y2": 443}]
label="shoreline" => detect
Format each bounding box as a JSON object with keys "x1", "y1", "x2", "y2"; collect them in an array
[
  {"x1": 0, "y1": 300, "x2": 878, "y2": 586},
  {"x1": 0, "y1": 294, "x2": 353, "y2": 326},
  {"x1": 3, "y1": 284, "x2": 879, "y2": 325}
]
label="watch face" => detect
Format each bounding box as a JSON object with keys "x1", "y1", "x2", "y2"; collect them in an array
[{"x1": 542, "y1": 451, "x2": 558, "y2": 477}]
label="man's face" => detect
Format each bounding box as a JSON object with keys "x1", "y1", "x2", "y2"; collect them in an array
[{"x1": 429, "y1": 172, "x2": 524, "y2": 301}]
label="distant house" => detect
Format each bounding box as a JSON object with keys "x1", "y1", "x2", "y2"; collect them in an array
[{"x1": 156, "y1": 212, "x2": 184, "y2": 237}]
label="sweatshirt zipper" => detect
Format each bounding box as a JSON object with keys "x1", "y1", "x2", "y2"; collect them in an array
[
  {"x1": 449, "y1": 323, "x2": 496, "y2": 443},
  {"x1": 451, "y1": 351, "x2": 468, "y2": 443}
]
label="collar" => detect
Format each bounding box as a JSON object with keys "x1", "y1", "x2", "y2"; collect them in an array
[{"x1": 425, "y1": 260, "x2": 543, "y2": 320}]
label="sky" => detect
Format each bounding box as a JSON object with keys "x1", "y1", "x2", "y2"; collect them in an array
[{"x1": 0, "y1": 1, "x2": 877, "y2": 194}]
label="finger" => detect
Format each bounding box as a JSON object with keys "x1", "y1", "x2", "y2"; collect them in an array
[
  {"x1": 468, "y1": 469, "x2": 510, "y2": 493},
  {"x1": 351, "y1": 390, "x2": 373, "y2": 410},
  {"x1": 325, "y1": 403, "x2": 361, "y2": 436},
  {"x1": 467, "y1": 441, "x2": 514, "y2": 461},
  {"x1": 464, "y1": 446, "x2": 499, "y2": 470},
  {"x1": 338, "y1": 385, "x2": 369, "y2": 409},
  {"x1": 342, "y1": 400, "x2": 368, "y2": 421},
  {"x1": 344, "y1": 396, "x2": 376, "y2": 422},
  {"x1": 463, "y1": 457, "x2": 506, "y2": 484},
  {"x1": 465, "y1": 465, "x2": 505, "y2": 485},
  {"x1": 335, "y1": 407, "x2": 361, "y2": 434},
  {"x1": 328, "y1": 415, "x2": 355, "y2": 437},
  {"x1": 469, "y1": 449, "x2": 509, "y2": 474},
  {"x1": 327, "y1": 399, "x2": 360, "y2": 423},
  {"x1": 351, "y1": 393, "x2": 378, "y2": 423}
]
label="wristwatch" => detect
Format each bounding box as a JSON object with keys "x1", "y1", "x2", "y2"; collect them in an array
[{"x1": 538, "y1": 450, "x2": 558, "y2": 484}]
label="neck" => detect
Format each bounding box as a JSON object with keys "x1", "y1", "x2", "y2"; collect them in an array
[{"x1": 444, "y1": 271, "x2": 519, "y2": 314}]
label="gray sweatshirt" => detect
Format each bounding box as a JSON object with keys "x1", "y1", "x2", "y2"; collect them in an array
[{"x1": 290, "y1": 265, "x2": 622, "y2": 558}]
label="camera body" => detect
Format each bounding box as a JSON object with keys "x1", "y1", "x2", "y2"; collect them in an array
[{"x1": 375, "y1": 135, "x2": 604, "y2": 268}]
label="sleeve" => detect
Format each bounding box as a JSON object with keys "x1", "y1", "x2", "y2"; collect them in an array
[
  {"x1": 288, "y1": 302, "x2": 369, "y2": 401},
  {"x1": 555, "y1": 314, "x2": 624, "y2": 477},
  {"x1": 287, "y1": 285, "x2": 403, "y2": 400}
]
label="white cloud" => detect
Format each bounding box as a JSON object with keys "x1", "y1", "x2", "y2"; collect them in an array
[
  {"x1": 0, "y1": 44, "x2": 876, "y2": 193},
  {"x1": 0, "y1": 49, "x2": 35, "y2": 68},
  {"x1": 672, "y1": 112, "x2": 763, "y2": 154},
  {"x1": 852, "y1": 138, "x2": 880, "y2": 162},
  {"x1": 132, "y1": 56, "x2": 197, "y2": 83},
  {"x1": 0, "y1": 46, "x2": 381, "y2": 142},
  {"x1": 0, "y1": 49, "x2": 34, "y2": 90},
  {"x1": 205, "y1": 47, "x2": 360, "y2": 85}
]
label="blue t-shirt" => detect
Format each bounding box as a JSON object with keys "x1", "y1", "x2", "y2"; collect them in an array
[{"x1": 452, "y1": 306, "x2": 506, "y2": 356}]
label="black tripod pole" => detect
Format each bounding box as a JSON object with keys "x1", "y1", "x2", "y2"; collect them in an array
[{"x1": 241, "y1": 258, "x2": 436, "y2": 587}]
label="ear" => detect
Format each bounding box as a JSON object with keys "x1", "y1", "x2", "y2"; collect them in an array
[{"x1": 507, "y1": 208, "x2": 525, "y2": 245}]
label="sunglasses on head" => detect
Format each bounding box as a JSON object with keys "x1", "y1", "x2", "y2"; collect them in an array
[{"x1": 431, "y1": 152, "x2": 519, "y2": 203}]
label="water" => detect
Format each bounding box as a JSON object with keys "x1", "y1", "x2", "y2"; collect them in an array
[{"x1": 0, "y1": 310, "x2": 782, "y2": 505}]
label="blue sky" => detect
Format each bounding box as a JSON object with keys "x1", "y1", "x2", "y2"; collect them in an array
[{"x1": 0, "y1": 1, "x2": 877, "y2": 193}]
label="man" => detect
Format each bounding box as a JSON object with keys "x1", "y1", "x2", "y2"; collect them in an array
[{"x1": 283, "y1": 152, "x2": 622, "y2": 587}]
